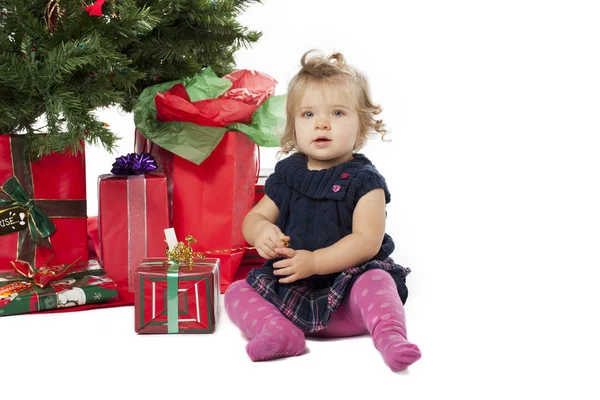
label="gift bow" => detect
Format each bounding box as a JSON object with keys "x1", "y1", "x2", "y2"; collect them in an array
[
  {"x1": 10, "y1": 257, "x2": 77, "y2": 288},
  {"x1": 164, "y1": 235, "x2": 204, "y2": 267},
  {"x1": 0, "y1": 177, "x2": 56, "y2": 247}
]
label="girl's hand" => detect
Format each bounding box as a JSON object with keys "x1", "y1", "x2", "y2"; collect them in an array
[
  {"x1": 253, "y1": 221, "x2": 290, "y2": 260},
  {"x1": 272, "y1": 247, "x2": 317, "y2": 284}
]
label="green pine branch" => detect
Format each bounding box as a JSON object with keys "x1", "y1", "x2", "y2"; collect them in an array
[{"x1": 0, "y1": 0, "x2": 262, "y2": 158}]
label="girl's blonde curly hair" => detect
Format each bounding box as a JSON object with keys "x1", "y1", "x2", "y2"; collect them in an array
[{"x1": 280, "y1": 50, "x2": 388, "y2": 154}]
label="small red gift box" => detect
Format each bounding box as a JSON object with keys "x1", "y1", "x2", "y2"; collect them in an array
[
  {"x1": 135, "y1": 257, "x2": 220, "y2": 334},
  {"x1": 97, "y1": 173, "x2": 170, "y2": 305}
]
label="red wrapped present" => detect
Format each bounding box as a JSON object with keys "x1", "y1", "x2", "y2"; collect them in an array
[
  {"x1": 0, "y1": 259, "x2": 118, "y2": 316},
  {"x1": 0, "y1": 135, "x2": 88, "y2": 271},
  {"x1": 134, "y1": 257, "x2": 220, "y2": 334},
  {"x1": 134, "y1": 68, "x2": 285, "y2": 294},
  {"x1": 136, "y1": 130, "x2": 256, "y2": 294},
  {"x1": 98, "y1": 173, "x2": 169, "y2": 305}
]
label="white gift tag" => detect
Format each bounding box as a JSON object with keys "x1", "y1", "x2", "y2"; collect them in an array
[{"x1": 164, "y1": 228, "x2": 178, "y2": 252}]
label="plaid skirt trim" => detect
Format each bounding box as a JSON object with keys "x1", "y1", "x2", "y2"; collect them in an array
[{"x1": 246, "y1": 258, "x2": 410, "y2": 333}]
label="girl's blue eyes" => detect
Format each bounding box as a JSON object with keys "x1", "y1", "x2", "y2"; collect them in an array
[{"x1": 301, "y1": 110, "x2": 345, "y2": 118}]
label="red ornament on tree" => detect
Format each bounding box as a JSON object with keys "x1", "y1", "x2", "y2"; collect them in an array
[
  {"x1": 44, "y1": 1, "x2": 61, "y2": 32},
  {"x1": 85, "y1": 0, "x2": 106, "y2": 17}
]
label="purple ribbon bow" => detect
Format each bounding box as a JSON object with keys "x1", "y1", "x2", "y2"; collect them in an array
[{"x1": 111, "y1": 153, "x2": 158, "y2": 176}]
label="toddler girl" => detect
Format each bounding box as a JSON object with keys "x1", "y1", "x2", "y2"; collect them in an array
[{"x1": 224, "y1": 50, "x2": 421, "y2": 372}]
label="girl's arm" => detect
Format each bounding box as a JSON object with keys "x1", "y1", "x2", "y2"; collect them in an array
[
  {"x1": 242, "y1": 195, "x2": 280, "y2": 245},
  {"x1": 313, "y1": 188, "x2": 387, "y2": 275}
]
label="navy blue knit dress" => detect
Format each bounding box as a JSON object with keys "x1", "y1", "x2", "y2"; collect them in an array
[{"x1": 246, "y1": 152, "x2": 411, "y2": 333}]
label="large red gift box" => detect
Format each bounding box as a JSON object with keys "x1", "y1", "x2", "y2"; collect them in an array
[
  {"x1": 136, "y1": 130, "x2": 257, "y2": 294},
  {"x1": 0, "y1": 135, "x2": 88, "y2": 271},
  {"x1": 98, "y1": 173, "x2": 169, "y2": 305},
  {"x1": 133, "y1": 68, "x2": 285, "y2": 295}
]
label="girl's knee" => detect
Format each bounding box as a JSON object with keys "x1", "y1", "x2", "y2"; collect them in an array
[
  {"x1": 356, "y1": 269, "x2": 393, "y2": 285},
  {"x1": 224, "y1": 280, "x2": 251, "y2": 301}
]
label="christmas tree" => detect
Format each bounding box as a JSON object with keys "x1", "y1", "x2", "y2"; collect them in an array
[{"x1": 0, "y1": 0, "x2": 261, "y2": 158}]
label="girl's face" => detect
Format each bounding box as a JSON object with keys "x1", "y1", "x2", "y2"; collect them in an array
[{"x1": 294, "y1": 83, "x2": 360, "y2": 170}]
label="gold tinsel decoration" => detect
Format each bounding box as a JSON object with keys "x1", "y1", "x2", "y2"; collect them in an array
[
  {"x1": 164, "y1": 235, "x2": 289, "y2": 267},
  {"x1": 164, "y1": 235, "x2": 204, "y2": 267}
]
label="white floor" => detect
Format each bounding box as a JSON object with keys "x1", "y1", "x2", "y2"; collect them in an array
[
  {"x1": 2, "y1": 287, "x2": 596, "y2": 400},
  {"x1": 3, "y1": 1, "x2": 600, "y2": 397}
]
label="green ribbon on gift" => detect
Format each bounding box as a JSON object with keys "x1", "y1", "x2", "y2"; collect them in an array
[
  {"x1": 167, "y1": 263, "x2": 180, "y2": 334},
  {"x1": 0, "y1": 177, "x2": 56, "y2": 247},
  {"x1": 133, "y1": 67, "x2": 286, "y2": 166}
]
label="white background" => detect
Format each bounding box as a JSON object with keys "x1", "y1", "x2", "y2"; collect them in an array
[{"x1": 4, "y1": 1, "x2": 600, "y2": 398}]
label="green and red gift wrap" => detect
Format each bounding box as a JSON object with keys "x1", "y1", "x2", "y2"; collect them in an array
[
  {"x1": 0, "y1": 135, "x2": 88, "y2": 271},
  {"x1": 135, "y1": 257, "x2": 220, "y2": 334},
  {"x1": 0, "y1": 259, "x2": 118, "y2": 316}
]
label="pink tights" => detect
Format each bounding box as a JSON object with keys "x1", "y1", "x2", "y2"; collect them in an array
[{"x1": 224, "y1": 269, "x2": 421, "y2": 371}]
